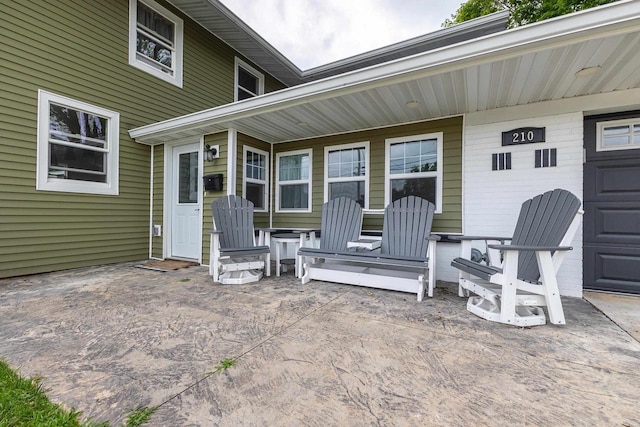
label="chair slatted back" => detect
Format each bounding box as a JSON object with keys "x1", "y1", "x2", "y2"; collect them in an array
[
  {"x1": 211, "y1": 195, "x2": 256, "y2": 249},
  {"x1": 319, "y1": 197, "x2": 363, "y2": 252},
  {"x1": 511, "y1": 189, "x2": 581, "y2": 282},
  {"x1": 381, "y1": 196, "x2": 435, "y2": 258}
]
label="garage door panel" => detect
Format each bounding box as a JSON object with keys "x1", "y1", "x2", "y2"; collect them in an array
[
  {"x1": 584, "y1": 159, "x2": 640, "y2": 201},
  {"x1": 583, "y1": 202, "x2": 640, "y2": 245},
  {"x1": 584, "y1": 246, "x2": 640, "y2": 294}
]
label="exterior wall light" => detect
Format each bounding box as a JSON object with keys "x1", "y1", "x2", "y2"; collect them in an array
[{"x1": 204, "y1": 144, "x2": 219, "y2": 162}]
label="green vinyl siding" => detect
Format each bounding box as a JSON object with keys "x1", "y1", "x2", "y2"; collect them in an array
[
  {"x1": 0, "y1": 0, "x2": 284, "y2": 277},
  {"x1": 271, "y1": 117, "x2": 463, "y2": 233},
  {"x1": 201, "y1": 132, "x2": 229, "y2": 264},
  {"x1": 237, "y1": 133, "x2": 271, "y2": 228}
]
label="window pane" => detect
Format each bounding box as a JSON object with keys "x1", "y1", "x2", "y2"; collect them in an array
[
  {"x1": 603, "y1": 135, "x2": 630, "y2": 147},
  {"x1": 603, "y1": 125, "x2": 630, "y2": 136},
  {"x1": 238, "y1": 67, "x2": 258, "y2": 95},
  {"x1": 246, "y1": 182, "x2": 265, "y2": 210},
  {"x1": 280, "y1": 184, "x2": 308, "y2": 209},
  {"x1": 178, "y1": 152, "x2": 198, "y2": 203},
  {"x1": 246, "y1": 151, "x2": 266, "y2": 181},
  {"x1": 328, "y1": 147, "x2": 365, "y2": 178},
  {"x1": 329, "y1": 182, "x2": 365, "y2": 207},
  {"x1": 49, "y1": 104, "x2": 107, "y2": 148},
  {"x1": 390, "y1": 140, "x2": 437, "y2": 174},
  {"x1": 279, "y1": 154, "x2": 308, "y2": 181},
  {"x1": 137, "y1": 1, "x2": 174, "y2": 43},
  {"x1": 136, "y1": 34, "x2": 172, "y2": 68},
  {"x1": 391, "y1": 177, "x2": 436, "y2": 204},
  {"x1": 49, "y1": 144, "x2": 107, "y2": 182}
]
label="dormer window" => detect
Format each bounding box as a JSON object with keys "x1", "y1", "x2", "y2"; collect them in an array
[{"x1": 235, "y1": 58, "x2": 264, "y2": 101}]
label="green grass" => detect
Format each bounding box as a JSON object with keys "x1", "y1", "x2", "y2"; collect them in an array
[
  {"x1": 0, "y1": 359, "x2": 155, "y2": 427},
  {"x1": 206, "y1": 358, "x2": 237, "y2": 375}
]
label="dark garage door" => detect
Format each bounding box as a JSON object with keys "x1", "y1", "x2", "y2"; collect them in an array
[{"x1": 584, "y1": 111, "x2": 640, "y2": 294}]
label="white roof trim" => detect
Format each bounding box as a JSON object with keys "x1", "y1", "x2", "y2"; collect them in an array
[{"x1": 130, "y1": 0, "x2": 640, "y2": 144}]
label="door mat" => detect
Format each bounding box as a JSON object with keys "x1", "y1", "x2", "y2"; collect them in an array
[{"x1": 137, "y1": 259, "x2": 199, "y2": 272}]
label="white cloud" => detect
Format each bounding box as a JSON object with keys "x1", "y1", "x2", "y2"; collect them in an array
[{"x1": 219, "y1": 0, "x2": 463, "y2": 70}]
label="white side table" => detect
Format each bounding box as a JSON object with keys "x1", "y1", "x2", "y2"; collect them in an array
[{"x1": 271, "y1": 230, "x2": 316, "y2": 278}]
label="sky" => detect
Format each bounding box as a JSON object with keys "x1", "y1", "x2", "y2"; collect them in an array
[{"x1": 219, "y1": 0, "x2": 465, "y2": 70}]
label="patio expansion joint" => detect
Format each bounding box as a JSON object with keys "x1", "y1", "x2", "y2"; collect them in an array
[
  {"x1": 152, "y1": 288, "x2": 353, "y2": 411},
  {"x1": 583, "y1": 297, "x2": 640, "y2": 346}
]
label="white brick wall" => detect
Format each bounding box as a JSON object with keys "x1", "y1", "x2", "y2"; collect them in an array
[{"x1": 462, "y1": 112, "x2": 584, "y2": 297}]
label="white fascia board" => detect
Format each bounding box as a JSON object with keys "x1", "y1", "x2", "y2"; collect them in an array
[{"x1": 129, "y1": 0, "x2": 640, "y2": 144}]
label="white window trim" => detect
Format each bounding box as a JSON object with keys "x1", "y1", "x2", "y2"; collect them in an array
[
  {"x1": 243, "y1": 145, "x2": 269, "y2": 212},
  {"x1": 596, "y1": 118, "x2": 640, "y2": 152},
  {"x1": 36, "y1": 90, "x2": 120, "y2": 196},
  {"x1": 275, "y1": 148, "x2": 312, "y2": 213},
  {"x1": 384, "y1": 132, "x2": 443, "y2": 213},
  {"x1": 234, "y1": 57, "x2": 265, "y2": 101},
  {"x1": 128, "y1": 0, "x2": 183, "y2": 88},
  {"x1": 324, "y1": 141, "x2": 370, "y2": 209}
]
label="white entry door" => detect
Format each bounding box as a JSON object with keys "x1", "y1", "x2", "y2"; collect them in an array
[{"x1": 170, "y1": 143, "x2": 201, "y2": 260}]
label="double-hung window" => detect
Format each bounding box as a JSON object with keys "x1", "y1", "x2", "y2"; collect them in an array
[
  {"x1": 324, "y1": 142, "x2": 369, "y2": 208},
  {"x1": 385, "y1": 133, "x2": 443, "y2": 212},
  {"x1": 129, "y1": 0, "x2": 183, "y2": 87},
  {"x1": 597, "y1": 119, "x2": 640, "y2": 151},
  {"x1": 243, "y1": 146, "x2": 269, "y2": 212},
  {"x1": 235, "y1": 58, "x2": 264, "y2": 101},
  {"x1": 36, "y1": 90, "x2": 119, "y2": 195},
  {"x1": 276, "y1": 149, "x2": 312, "y2": 212}
]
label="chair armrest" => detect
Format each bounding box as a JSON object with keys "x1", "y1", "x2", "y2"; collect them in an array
[
  {"x1": 488, "y1": 244, "x2": 573, "y2": 251},
  {"x1": 449, "y1": 236, "x2": 512, "y2": 241},
  {"x1": 209, "y1": 229, "x2": 223, "y2": 235},
  {"x1": 427, "y1": 235, "x2": 441, "y2": 241}
]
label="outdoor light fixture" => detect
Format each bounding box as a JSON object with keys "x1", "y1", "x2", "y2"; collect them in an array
[
  {"x1": 575, "y1": 66, "x2": 602, "y2": 77},
  {"x1": 204, "y1": 144, "x2": 219, "y2": 162},
  {"x1": 406, "y1": 100, "x2": 420, "y2": 109}
]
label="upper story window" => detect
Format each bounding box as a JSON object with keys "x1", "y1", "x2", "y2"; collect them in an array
[
  {"x1": 243, "y1": 146, "x2": 269, "y2": 212},
  {"x1": 324, "y1": 142, "x2": 369, "y2": 208},
  {"x1": 385, "y1": 133, "x2": 443, "y2": 213},
  {"x1": 36, "y1": 90, "x2": 119, "y2": 195},
  {"x1": 235, "y1": 58, "x2": 264, "y2": 101},
  {"x1": 276, "y1": 149, "x2": 312, "y2": 212},
  {"x1": 597, "y1": 118, "x2": 640, "y2": 151},
  {"x1": 129, "y1": 0, "x2": 183, "y2": 87}
]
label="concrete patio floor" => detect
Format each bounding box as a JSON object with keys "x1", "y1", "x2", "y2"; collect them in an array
[{"x1": 1, "y1": 262, "x2": 639, "y2": 426}]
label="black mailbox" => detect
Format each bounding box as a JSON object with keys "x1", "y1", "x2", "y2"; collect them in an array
[{"x1": 203, "y1": 174, "x2": 223, "y2": 191}]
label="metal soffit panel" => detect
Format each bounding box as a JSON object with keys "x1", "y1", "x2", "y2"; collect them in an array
[
  {"x1": 200, "y1": 33, "x2": 640, "y2": 143},
  {"x1": 129, "y1": 2, "x2": 640, "y2": 145}
]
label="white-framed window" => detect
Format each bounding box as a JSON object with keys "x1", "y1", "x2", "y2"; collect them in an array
[
  {"x1": 36, "y1": 90, "x2": 119, "y2": 195},
  {"x1": 276, "y1": 148, "x2": 312, "y2": 212},
  {"x1": 243, "y1": 145, "x2": 269, "y2": 212},
  {"x1": 385, "y1": 132, "x2": 443, "y2": 213},
  {"x1": 129, "y1": 0, "x2": 183, "y2": 87},
  {"x1": 235, "y1": 58, "x2": 264, "y2": 101},
  {"x1": 597, "y1": 118, "x2": 640, "y2": 152},
  {"x1": 324, "y1": 142, "x2": 369, "y2": 208}
]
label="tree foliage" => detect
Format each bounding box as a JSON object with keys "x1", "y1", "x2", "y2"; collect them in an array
[{"x1": 443, "y1": 0, "x2": 619, "y2": 28}]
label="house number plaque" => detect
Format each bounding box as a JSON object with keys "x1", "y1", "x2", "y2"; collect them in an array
[{"x1": 502, "y1": 127, "x2": 545, "y2": 146}]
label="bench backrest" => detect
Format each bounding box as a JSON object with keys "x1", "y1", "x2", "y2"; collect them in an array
[
  {"x1": 319, "y1": 197, "x2": 363, "y2": 252},
  {"x1": 511, "y1": 189, "x2": 581, "y2": 282},
  {"x1": 211, "y1": 195, "x2": 256, "y2": 250},
  {"x1": 381, "y1": 196, "x2": 435, "y2": 258}
]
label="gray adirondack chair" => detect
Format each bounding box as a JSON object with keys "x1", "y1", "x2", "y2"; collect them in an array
[
  {"x1": 451, "y1": 189, "x2": 583, "y2": 326},
  {"x1": 299, "y1": 196, "x2": 439, "y2": 301},
  {"x1": 209, "y1": 195, "x2": 271, "y2": 284}
]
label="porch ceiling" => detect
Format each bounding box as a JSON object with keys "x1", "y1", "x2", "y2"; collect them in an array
[{"x1": 130, "y1": 1, "x2": 640, "y2": 146}]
